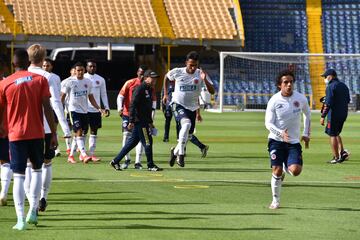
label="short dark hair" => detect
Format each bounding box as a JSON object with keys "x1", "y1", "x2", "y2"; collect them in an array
[
  {"x1": 138, "y1": 65, "x2": 148, "y2": 72},
  {"x1": 14, "y1": 49, "x2": 29, "y2": 69},
  {"x1": 44, "y1": 58, "x2": 54, "y2": 66},
  {"x1": 73, "y1": 62, "x2": 84, "y2": 68},
  {"x1": 86, "y1": 59, "x2": 96, "y2": 65},
  {"x1": 276, "y1": 69, "x2": 295, "y2": 87},
  {"x1": 186, "y1": 51, "x2": 199, "y2": 61}
]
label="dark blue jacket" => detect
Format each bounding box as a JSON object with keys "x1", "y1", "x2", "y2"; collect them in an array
[{"x1": 323, "y1": 78, "x2": 350, "y2": 120}]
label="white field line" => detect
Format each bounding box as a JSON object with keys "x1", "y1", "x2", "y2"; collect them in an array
[{"x1": 52, "y1": 178, "x2": 360, "y2": 185}]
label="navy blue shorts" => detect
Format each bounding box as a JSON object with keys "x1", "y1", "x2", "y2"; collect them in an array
[
  {"x1": 9, "y1": 138, "x2": 44, "y2": 173},
  {"x1": 162, "y1": 103, "x2": 173, "y2": 118},
  {"x1": 122, "y1": 115, "x2": 131, "y2": 132},
  {"x1": 325, "y1": 119, "x2": 345, "y2": 136},
  {"x1": 0, "y1": 137, "x2": 10, "y2": 162},
  {"x1": 268, "y1": 139, "x2": 303, "y2": 168},
  {"x1": 171, "y1": 103, "x2": 196, "y2": 134},
  {"x1": 71, "y1": 111, "x2": 89, "y2": 133},
  {"x1": 88, "y1": 112, "x2": 102, "y2": 130},
  {"x1": 44, "y1": 133, "x2": 55, "y2": 160}
]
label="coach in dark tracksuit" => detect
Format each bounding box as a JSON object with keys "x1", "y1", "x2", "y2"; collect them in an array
[
  {"x1": 110, "y1": 70, "x2": 163, "y2": 171},
  {"x1": 320, "y1": 69, "x2": 350, "y2": 164}
]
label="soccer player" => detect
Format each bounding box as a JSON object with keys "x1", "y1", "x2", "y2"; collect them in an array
[
  {"x1": 117, "y1": 65, "x2": 156, "y2": 169},
  {"x1": 27, "y1": 45, "x2": 71, "y2": 213},
  {"x1": 42, "y1": 58, "x2": 72, "y2": 157},
  {"x1": 320, "y1": 69, "x2": 350, "y2": 163},
  {"x1": 84, "y1": 60, "x2": 110, "y2": 161},
  {"x1": 0, "y1": 54, "x2": 12, "y2": 206},
  {"x1": 110, "y1": 70, "x2": 162, "y2": 172},
  {"x1": 0, "y1": 49, "x2": 57, "y2": 230},
  {"x1": 265, "y1": 70, "x2": 311, "y2": 209},
  {"x1": 163, "y1": 51, "x2": 215, "y2": 167},
  {"x1": 61, "y1": 62, "x2": 105, "y2": 163}
]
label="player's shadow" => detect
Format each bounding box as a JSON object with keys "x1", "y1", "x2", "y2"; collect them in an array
[
  {"x1": 50, "y1": 191, "x2": 136, "y2": 195},
  {"x1": 281, "y1": 206, "x2": 360, "y2": 212},
  {"x1": 195, "y1": 168, "x2": 268, "y2": 173}
]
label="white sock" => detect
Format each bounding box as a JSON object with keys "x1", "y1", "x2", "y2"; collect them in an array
[
  {"x1": 70, "y1": 137, "x2": 77, "y2": 156},
  {"x1": 76, "y1": 136, "x2": 87, "y2": 156},
  {"x1": 41, "y1": 162, "x2": 52, "y2": 200},
  {"x1": 135, "y1": 142, "x2": 143, "y2": 164},
  {"x1": 65, "y1": 137, "x2": 71, "y2": 150},
  {"x1": 123, "y1": 131, "x2": 131, "y2": 161},
  {"x1": 176, "y1": 119, "x2": 191, "y2": 155},
  {"x1": 28, "y1": 169, "x2": 42, "y2": 213},
  {"x1": 13, "y1": 173, "x2": 26, "y2": 221},
  {"x1": 271, "y1": 174, "x2": 282, "y2": 203},
  {"x1": 24, "y1": 162, "x2": 32, "y2": 202},
  {"x1": 0, "y1": 163, "x2": 13, "y2": 199},
  {"x1": 89, "y1": 135, "x2": 97, "y2": 156}
]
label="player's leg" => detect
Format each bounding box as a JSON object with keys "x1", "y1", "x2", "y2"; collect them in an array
[
  {"x1": 138, "y1": 124, "x2": 162, "y2": 171},
  {"x1": 287, "y1": 143, "x2": 303, "y2": 177},
  {"x1": 0, "y1": 137, "x2": 12, "y2": 206},
  {"x1": 325, "y1": 119, "x2": 341, "y2": 163},
  {"x1": 111, "y1": 126, "x2": 140, "y2": 170},
  {"x1": 65, "y1": 112, "x2": 73, "y2": 155},
  {"x1": 268, "y1": 139, "x2": 285, "y2": 209},
  {"x1": 9, "y1": 140, "x2": 28, "y2": 230},
  {"x1": 39, "y1": 134, "x2": 55, "y2": 212},
  {"x1": 26, "y1": 139, "x2": 45, "y2": 225},
  {"x1": 73, "y1": 112, "x2": 91, "y2": 163},
  {"x1": 121, "y1": 116, "x2": 132, "y2": 168},
  {"x1": 134, "y1": 142, "x2": 144, "y2": 169},
  {"x1": 189, "y1": 134, "x2": 209, "y2": 158},
  {"x1": 163, "y1": 107, "x2": 172, "y2": 142},
  {"x1": 88, "y1": 112, "x2": 102, "y2": 161},
  {"x1": 53, "y1": 111, "x2": 61, "y2": 157}
]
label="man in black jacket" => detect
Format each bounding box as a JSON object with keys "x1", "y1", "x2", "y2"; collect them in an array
[{"x1": 110, "y1": 70, "x2": 162, "y2": 171}]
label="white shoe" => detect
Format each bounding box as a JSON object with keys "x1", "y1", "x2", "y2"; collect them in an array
[
  {"x1": 269, "y1": 201, "x2": 280, "y2": 209},
  {"x1": 55, "y1": 148, "x2": 61, "y2": 157}
]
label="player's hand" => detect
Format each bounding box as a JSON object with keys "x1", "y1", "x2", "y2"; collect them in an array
[
  {"x1": 200, "y1": 68, "x2": 207, "y2": 81},
  {"x1": 196, "y1": 114, "x2": 203, "y2": 122},
  {"x1": 301, "y1": 136, "x2": 310, "y2": 149},
  {"x1": 50, "y1": 133, "x2": 58, "y2": 150},
  {"x1": 162, "y1": 95, "x2": 168, "y2": 105},
  {"x1": 104, "y1": 109, "x2": 110, "y2": 117},
  {"x1": 149, "y1": 123, "x2": 155, "y2": 129},
  {"x1": 320, "y1": 117, "x2": 325, "y2": 126},
  {"x1": 118, "y1": 109, "x2": 123, "y2": 117},
  {"x1": 128, "y1": 122, "x2": 134, "y2": 130},
  {"x1": 282, "y1": 129, "x2": 289, "y2": 143},
  {"x1": 98, "y1": 109, "x2": 106, "y2": 116}
]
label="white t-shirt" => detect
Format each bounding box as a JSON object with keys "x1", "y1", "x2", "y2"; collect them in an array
[
  {"x1": 28, "y1": 66, "x2": 70, "y2": 136},
  {"x1": 61, "y1": 78, "x2": 93, "y2": 114},
  {"x1": 265, "y1": 90, "x2": 311, "y2": 144},
  {"x1": 84, "y1": 73, "x2": 109, "y2": 113},
  {"x1": 61, "y1": 76, "x2": 74, "y2": 111},
  {"x1": 166, "y1": 67, "x2": 204, "y2": 111}
]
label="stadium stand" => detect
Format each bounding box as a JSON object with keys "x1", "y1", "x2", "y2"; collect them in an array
[
  {"x1": 163, "y1": 0, "x2": 238, "y2": 39},
  {"x1": 6, "y1": 0, "x2": 162, "y2": 38},
  {"x1": 0, "y1": 15, "x2": 10, "y2": 33},
  {"x1": 322, "y1": 0, "x2": 360, "y2": 94}
]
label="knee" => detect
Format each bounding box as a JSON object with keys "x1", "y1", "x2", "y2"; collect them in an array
[
  {"x1": 288, "y1": 165, "x2": 302, "y2": 176},
  {"x1": 180, "y1": 118, "x2": 191, "y2": 130},
  {"x1": 272, "y1": 166, "x2": 283, "y2": 177}
]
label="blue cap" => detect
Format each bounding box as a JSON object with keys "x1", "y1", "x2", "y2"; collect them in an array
[{"x1": 321, "y1": 69, "x2": 337, "y2": 77}]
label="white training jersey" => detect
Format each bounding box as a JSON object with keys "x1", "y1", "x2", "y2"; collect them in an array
[
  {"x1": 28, "y1": 66, "x2": 70, "y2": 136},
  {"x1": 167, "y1": 67, "x2": 204, "y2": 111},
  {"x1": 61, "y1": 76, "x2": 74, "y2": 112},
  {"x1": 265, "y1": 90, "x2": 311, "y2": 144},
  {"x1": 84, "y1": 73, "x2": 109, "y2": 112},
  {"x1": 61, "y1": 78, "x2": 93, "y2": 114}
]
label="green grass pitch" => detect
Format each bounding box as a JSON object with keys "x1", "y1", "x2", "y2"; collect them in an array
[{"x1": 1, "y1": 110, "x2": 359, "y2": 239}]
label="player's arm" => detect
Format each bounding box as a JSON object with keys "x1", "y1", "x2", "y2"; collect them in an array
[
  {"x1": 128, "y1": 86, "x2": 142, "y2": 129},
  {"x1": 43, "y1": 96, "x2": 58, "y2": 149},
  {"x1": 162, "y1": 75, "x2": 170, "y2": 105},
  {"x1": 196, "y1": 108, "x2": 203, "y2": 122},
  {"x1": 301, "y1": 96, "x2": 311, "y2": 148},
  {"x1": 49, "y1": 77, "x2": 71, "y2": 137},
  {"x1": 100, "y1": 78, "x2": 110, "y2": 117},
  {"x1": 200, "y1": 69, "x2": 215, "y2": 94},
  {"x1": 88, "y1": 94, "x2": 104, "y2": 115},
  {"x1": 265, "y1": 98, "x2": 288, "y2": 142},
  {"x1": 320, "y1": 87, "x2": 333, "y2": 125},
  {"x1": 151, "y1": 87, "x2": 157, "y2": 120}
]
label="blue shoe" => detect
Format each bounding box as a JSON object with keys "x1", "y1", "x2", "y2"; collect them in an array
[
  {"x1": 26, "y1": 211, "x2": 38, "y2": 225},
  {"x1": 12, "y1": 219, "x2": 26, "y2": 230}
]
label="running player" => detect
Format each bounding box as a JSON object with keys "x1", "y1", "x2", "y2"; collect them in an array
[
  {"x1": 265, "y1": 70, "x2": 311, "y2": 209},
  {"x1": 163, "y1": 51, "x2": 214, "y2": 167}
]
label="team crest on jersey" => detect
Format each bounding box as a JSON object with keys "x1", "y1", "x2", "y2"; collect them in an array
[
  {"x1": 96, "y1": 81, "x2": 100, "y2": 85},
  {"x1": 293, "y1": 101, "x2": 300, "y2": 108},
  {"x1": 193, "y1": 78, "x2": 199, "y2": 84}
]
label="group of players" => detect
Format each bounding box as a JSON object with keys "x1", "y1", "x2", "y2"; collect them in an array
[{"x1": 0, "y1": 47, "x2": 352, "y2": 230}]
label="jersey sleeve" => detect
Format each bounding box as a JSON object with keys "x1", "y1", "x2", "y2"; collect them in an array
[
  {"x1": 166, "y1": 68, "x2": 177, "y2": 81},
  {"x1": 265, "y1": 97, "x2": 283, "y2": 139},
  {"x1": 100, "y1": 78, "x2": 109, "y2": 109},
  {"x1": 301, "y1": 96, "x2": 311, "y2": 137}
]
